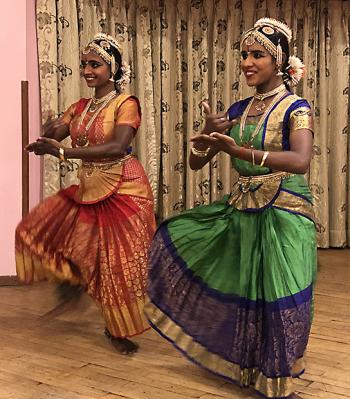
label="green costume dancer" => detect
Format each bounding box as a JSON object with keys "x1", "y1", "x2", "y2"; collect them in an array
[{"x1": 145, "y1": 18, "x2": 316, "y2": 399}]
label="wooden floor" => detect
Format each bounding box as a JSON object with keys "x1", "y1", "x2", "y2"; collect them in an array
[{"x1": 0, "y1": 249, "x2": 349, "y2": 399}]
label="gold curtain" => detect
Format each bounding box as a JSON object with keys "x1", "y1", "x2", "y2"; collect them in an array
[{"x1": 36, "y1": 0, "x2": 350, "y2": 247}]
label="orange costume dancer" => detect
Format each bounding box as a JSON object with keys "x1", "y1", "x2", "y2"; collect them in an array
[{"x1": 15, "y1": 33, "x2": 156, "y2": 354}]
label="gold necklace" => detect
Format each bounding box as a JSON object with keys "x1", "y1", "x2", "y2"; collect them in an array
[
  {"x1": 239, "y1": 90, "x2": 287, "y2": 148},
  {"x1": 92, "y1": 90, "x2": 116, "y2": 105},
  {"x1": 254, "y1": 83, "x2": 286, "y2": 112},
  {"x1": 75, "y1": 93, "x2": 117, "y2": 147},
  {"x1": 89, "y1": 91, "x2": 116, "y2": 112}
]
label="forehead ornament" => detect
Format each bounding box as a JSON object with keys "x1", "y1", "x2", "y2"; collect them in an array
[{"x1": 245, "y1": 34, "x2": 255, "y2": 46}]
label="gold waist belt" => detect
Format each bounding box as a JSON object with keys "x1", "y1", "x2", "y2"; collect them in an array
[
  {"x1": 228, "y1": 171, "x2": 294, "y2": 209},
  {"x1": 81, "y1": 154, "x2": 133, "y2": 172},
  {"x1": 237, "y1": 171, "x2": 294, "y2": 191},
  {"x1": 228, "y1": 171, "x2": 315, "y2": 220}
]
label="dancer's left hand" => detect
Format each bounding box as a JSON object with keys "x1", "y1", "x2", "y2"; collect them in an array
[
  {"x1": 191, "y1": 132, "x2": 238, "y2": 155},
  {"x1": 26, "y1": 137, "x2": 63, "y2": 157}
]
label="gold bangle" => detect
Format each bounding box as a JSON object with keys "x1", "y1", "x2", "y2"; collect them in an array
[
  {"x1": 59, "y1": 147, "x2": 65, "y2": 161},
  {"x1": 191, "y1": 146, "x2": 210, "y2": 158},
  {"x1": 251, "y1": 149, "x2": 255, "y2": 165},
  {"x1": 260, "y1": 151, "x2": 269, "y2": 167}
]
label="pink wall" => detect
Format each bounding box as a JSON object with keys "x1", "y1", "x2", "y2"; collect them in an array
[
  {"x1": 27, "y1": 0, "x2": 41, "y2": 210},
  {"x1": 0, "y1": 0, "x2": 41, "y2": 276}
]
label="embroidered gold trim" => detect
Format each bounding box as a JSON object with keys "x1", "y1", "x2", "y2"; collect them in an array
[
  {"x1": 263, "y1": 94, "x2": 301, "y2": 152},
  {"x1": 273, "y1": 190, "x2": 315, "y2": 222}
]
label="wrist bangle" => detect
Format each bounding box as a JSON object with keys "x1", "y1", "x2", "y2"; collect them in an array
[
  {"x1": 237, "y1": 146, "x2": 245, "y2": 159},
  {"x1": 251, "y1": 149, "x2": 255, "y2": 165},
  {"x1": 59, "y1": 147, "x2": 65, "y2": 161},
  {"x1": 260, "y1": 151, "x2": 269, "y2": 167},
  {"x1": 191, "y1": 146, "x2": 210, "y2": 158}
]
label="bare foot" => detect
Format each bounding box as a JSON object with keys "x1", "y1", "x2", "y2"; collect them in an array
[
  {"x1": 290, "y1": 394, "x2": 303, "y2": 399},
  {"x1": 104, "y1": 329, "x2": 139, "y2": 355}
]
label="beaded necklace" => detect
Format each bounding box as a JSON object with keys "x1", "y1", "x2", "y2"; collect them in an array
[
  {"x1": 253, "y1": 83, "x2": 285, "y2": 111},
  {"x1": 89, "y1": 91, "x2": 117, "y2": 112},
  {"x1": 239, "y1": 90, "x2": 287, "y2": 148},
  {"x1": 75, "y1": 92, "x2": 117, "y2": 147}
]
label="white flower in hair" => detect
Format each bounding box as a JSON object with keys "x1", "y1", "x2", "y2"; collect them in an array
[
  {"x1": 115, "y1": 63, "x2": 132, "y2": 91},
  {"x1": 287, "y1": 56, "x2": 305, "y2": 86}
]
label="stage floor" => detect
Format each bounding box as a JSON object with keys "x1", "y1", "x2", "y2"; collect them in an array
[{"x1": 0, "y1": 249, "x2": 349, "y2": 399}]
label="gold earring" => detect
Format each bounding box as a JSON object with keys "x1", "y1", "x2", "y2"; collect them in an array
[
  {"x1": 276, "y1": 40, "x2": 283, "y2": 76},
  {"x1": 276, "y1": 67, "x2": 283, "y2": 76}
]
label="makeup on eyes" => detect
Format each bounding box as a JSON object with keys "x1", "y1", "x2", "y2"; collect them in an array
[
  {"x1": 80, "y1": 61, "x2": 103, "y2": 69},
  {"x1": 241, "y1": 50, "x2": 267, "y2": 59}
]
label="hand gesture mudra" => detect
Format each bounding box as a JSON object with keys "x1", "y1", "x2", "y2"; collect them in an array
[
  {"x1": 25, "y1": 111, "x2": 65, "y2": 157},
  {"x1": 190, "y1": 102, "x2": 238, "y2": 156},
  {"x1": 25, "y1": 137, "x2": 63, "y2": 157},
  {"x1": 201, "y1": 101, "x2": 234, "y2": 134},
  {"x1": 41, "y1": 111, "x2": 66, "y2": 137}
]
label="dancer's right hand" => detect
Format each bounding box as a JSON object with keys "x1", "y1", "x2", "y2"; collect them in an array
[
  {"x1": 201, "y1": 102, "x2": 234, "y2": 135},
  {"x1": 41, "y1": 111, "x2": 66, "y2": 138}
]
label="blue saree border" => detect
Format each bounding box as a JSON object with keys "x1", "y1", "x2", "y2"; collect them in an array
[
  {"x1": 227, "y1": 97, "x2": 252, "y2": 121},
  {"x1": 146, "y1": 314, "x2": 305, "y2": 399}
]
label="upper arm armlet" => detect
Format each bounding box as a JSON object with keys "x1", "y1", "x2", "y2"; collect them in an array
[{"x1": 289, "y1": 107, "x2": 314, "y2": 133}]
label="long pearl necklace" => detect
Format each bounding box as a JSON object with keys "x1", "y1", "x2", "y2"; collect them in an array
[
  {"x1": 239, "y1": 89, "x2": 287, "y2": 148},
  {"x1": 254, "y1": 83, "x2": 286, "y2": 112},
  {"x1": 75, "y1": 91, "x2": 117, "y2": 147}
]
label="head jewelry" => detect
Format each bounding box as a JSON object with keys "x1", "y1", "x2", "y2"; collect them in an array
[
  {"x1": 241, "y1": 18, "x2": 305, "y2": 86},
  {"x1": 83, "y1": 33, "x2": 131, "y2": 91}
]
